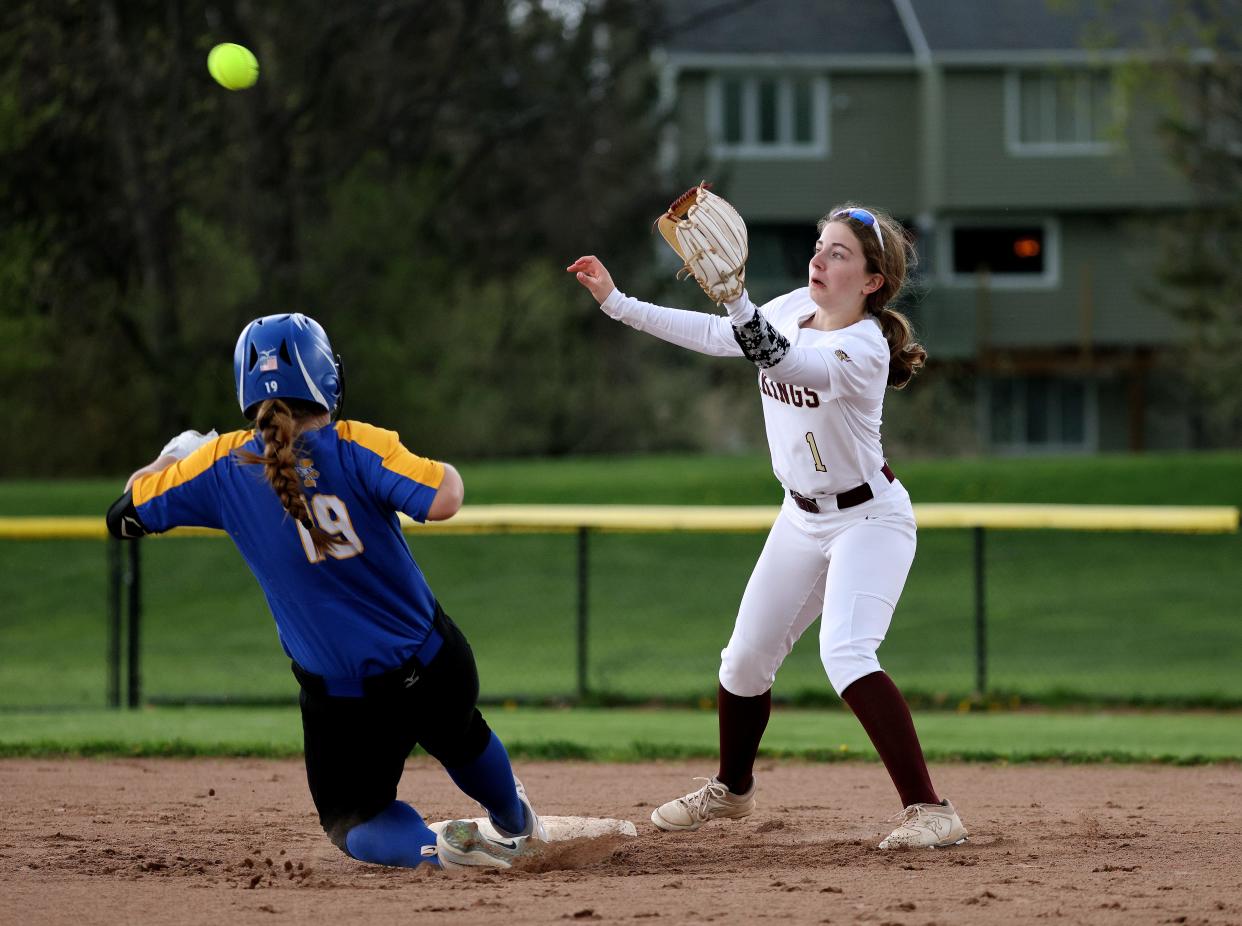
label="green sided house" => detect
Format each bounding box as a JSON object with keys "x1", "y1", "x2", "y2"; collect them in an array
[{"x1": 654, "y1": 0, "x2": 1205, "y2": 453}]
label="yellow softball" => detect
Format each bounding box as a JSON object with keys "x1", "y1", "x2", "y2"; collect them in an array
[{"x1": 207, "y1": 43, "x2": 259, "y2": 91}]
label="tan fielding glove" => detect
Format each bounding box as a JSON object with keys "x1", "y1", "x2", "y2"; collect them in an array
[{"x1": 656, "y1": 182, "x2": 748, "y2": 304}]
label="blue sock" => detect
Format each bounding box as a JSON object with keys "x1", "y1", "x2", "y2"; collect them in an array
[
  {"x1": 344, "y1": 800, "x2": 440, "y2": 868},
  {"x1": 444, "y1": 731, "x2": 526, "y2": 835}
]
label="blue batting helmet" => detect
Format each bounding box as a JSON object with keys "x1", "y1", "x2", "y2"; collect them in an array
[{"x1": 233, "y1": 313, "x2": 342, "y2": 419}]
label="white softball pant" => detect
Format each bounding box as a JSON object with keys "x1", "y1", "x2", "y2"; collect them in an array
[{"x1": 719, "y1": 481, "x2": 917, "y2": 697}]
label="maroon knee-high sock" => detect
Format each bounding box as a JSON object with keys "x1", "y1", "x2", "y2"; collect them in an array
[
  {"x1": 716, "y1": 684, "x2": 770, "y2": 794},
  {"x1": 840, "y1": 671, "x2": 939, "y2": 808}
]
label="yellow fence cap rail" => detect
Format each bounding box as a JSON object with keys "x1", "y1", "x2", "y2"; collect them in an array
[
  {"x1": 0, "y1": 518, "x2": 226, "y2": 540},
  {"x1": 394, "y1": 503, "x2": 1240, "y2": 534},
  {"x1": 400, "y1": 504, "x2": 778, "y2": 533},
  {"x1": 0, "y1": 517, "x2": 109, "y2": 540},
  {"x1": 1, "y1": 503, "x2": 1237, "y2": 539},
  {"x1": 912, "y1": 503, "x2": 1239, "y2": 532}
]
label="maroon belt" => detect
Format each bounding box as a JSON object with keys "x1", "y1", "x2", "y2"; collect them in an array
[{"x1": 790, "y1": 463, "x2": 895, "y2": 514}]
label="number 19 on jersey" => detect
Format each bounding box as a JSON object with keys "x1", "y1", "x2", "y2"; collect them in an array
[{"x1": 296, "y1": 494, "x2": 365, "y2": 563}]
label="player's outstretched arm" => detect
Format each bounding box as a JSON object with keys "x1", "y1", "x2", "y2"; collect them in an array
[
  {"x1": 569, "y1": 254, "x2": 742, "y2": 358},
  {"x1": 109, "y1": 429, "x2": 224, "y2": 539},
  {"x1": 567, "y1": 255, "x2": 616, "y2": 304}
]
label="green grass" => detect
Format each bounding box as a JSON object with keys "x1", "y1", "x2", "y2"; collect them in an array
[
  {"x1": 1, "y1": 452, "x2": 1240, "y2": 710},
  {"x1": 3, "y1": 529, "x2": 1239, "y2": 708},
  {"x1": 4, "y1": 449, "x2": 1242, "y2": 511},
  {"x1": 1, "y1": 706, "x2": 1237, "y2": 764}
]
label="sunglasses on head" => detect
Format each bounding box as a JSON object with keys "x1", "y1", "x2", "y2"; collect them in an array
[{"x1": 831, "y1": 208, "x2": 885, "y2": 252}]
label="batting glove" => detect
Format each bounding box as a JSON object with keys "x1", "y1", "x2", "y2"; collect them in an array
[{"x1": 159, "y1": 429, "x2": 219, "y2": 460}]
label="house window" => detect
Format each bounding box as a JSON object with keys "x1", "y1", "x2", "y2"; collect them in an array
[
  {"x1": 953, "y1": 226, "x2": 1044, "y2": 275},
  {"x1": 1007, "y1": 69, "x2": 1115, "y2": 154},
  {"x1": 987, "y1": 377, "x2": 1094, "y2": 452},
  {"x1": 709, "y1": 73, "x2": 828, "y2": 158},
  {"x1": 941, "y1": 219, "x2": 1059, "y2": 288}
]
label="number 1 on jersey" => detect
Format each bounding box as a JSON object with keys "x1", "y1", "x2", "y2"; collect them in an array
[{"x1": 805, "y1": 431, "x2": 827, "y2": 473}]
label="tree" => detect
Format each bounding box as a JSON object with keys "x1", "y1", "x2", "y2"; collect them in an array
[
  {"x1": 1085, "y1": 0, "x2": 1242, "y2": 446},
  {"x1": 0, "y1": 0, "x2": 687, "y2": 473}
]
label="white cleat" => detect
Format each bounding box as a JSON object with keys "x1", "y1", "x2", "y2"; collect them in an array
[
  {"x1": 651, "y1": 776, "x2": 756, "y2": 832},
  {"x1": 437, "y1": 775, "x2": 547, "y2": 871},
  {"x1": 436, "y1": 819, "x2": 532, "y2": 870},
  {"x1": 879, "y1": 798, "x2": 968, "y2": 849}
]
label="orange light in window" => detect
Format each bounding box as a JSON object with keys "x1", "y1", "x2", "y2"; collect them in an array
[{"x1": 1014, "y1": 237, "x2": 1041, "y2": 259}]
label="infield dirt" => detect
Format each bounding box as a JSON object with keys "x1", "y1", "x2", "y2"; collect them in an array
[{"x1": 2, "y1": 758, "x2": 1238, "y2": 925}]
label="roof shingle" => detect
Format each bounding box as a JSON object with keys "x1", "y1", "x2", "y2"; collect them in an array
[
  {"x1": 656, "y1": 0, "x2": 1208, "y2": 58},
  {"x1": 657, "y1": 0, "x2": 912, "y2": 55}
]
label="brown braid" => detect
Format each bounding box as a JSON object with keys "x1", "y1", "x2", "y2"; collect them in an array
[{"x1": 235, "y1": 398, "x2": 335, "y2": 556}]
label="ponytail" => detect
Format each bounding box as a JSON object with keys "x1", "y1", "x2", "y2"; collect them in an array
[
  {"x1": 877, "y1": 307, "x2": 927, "y2": 389},
  {"x1": 236, "y1": 398, "x2": 335, "y2": 556}
]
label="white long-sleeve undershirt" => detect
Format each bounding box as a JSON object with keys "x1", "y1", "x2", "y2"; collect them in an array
[
  {"x1": 599, "y1": 288, "x2": 743, "y2": 358},
  {"x1": 599, "y1": 287, "x2": 886, "y2": 401}
]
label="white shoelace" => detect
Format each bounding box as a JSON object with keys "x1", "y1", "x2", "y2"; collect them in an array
[
  {"x1": 888, "y1": 803, "x2": 933, "y2": 826},
  {"x1": 683, "y1": 777, "x2": 731, "y2": 819}
]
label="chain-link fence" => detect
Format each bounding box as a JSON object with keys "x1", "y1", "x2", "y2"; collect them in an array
[{"x1": 2, "y1": 508, "x2": 1239, "y2": 709}]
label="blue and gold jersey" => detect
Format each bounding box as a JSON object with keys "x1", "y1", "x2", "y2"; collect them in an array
[{"x1": 130, "y1": 421, "x2": 445, "y2": 681}]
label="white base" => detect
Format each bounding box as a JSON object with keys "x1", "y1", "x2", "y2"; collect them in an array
[{"x1": 428, "y1": 815, "x2": 637, "y2": 841}]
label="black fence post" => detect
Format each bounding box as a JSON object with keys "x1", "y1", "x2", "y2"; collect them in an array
[
  {"x1": 107, "y1": 536, "x2": 122, "y2": 708},
  {"x1": 973, "y1": 526, "x2": 987, "y2": 697},
  {"x1": 125, "y1": 540, "x2": 142, "y2": 708},
  {"x1": 576, "y1": 526, "x2": 589, "y2": 701}
]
